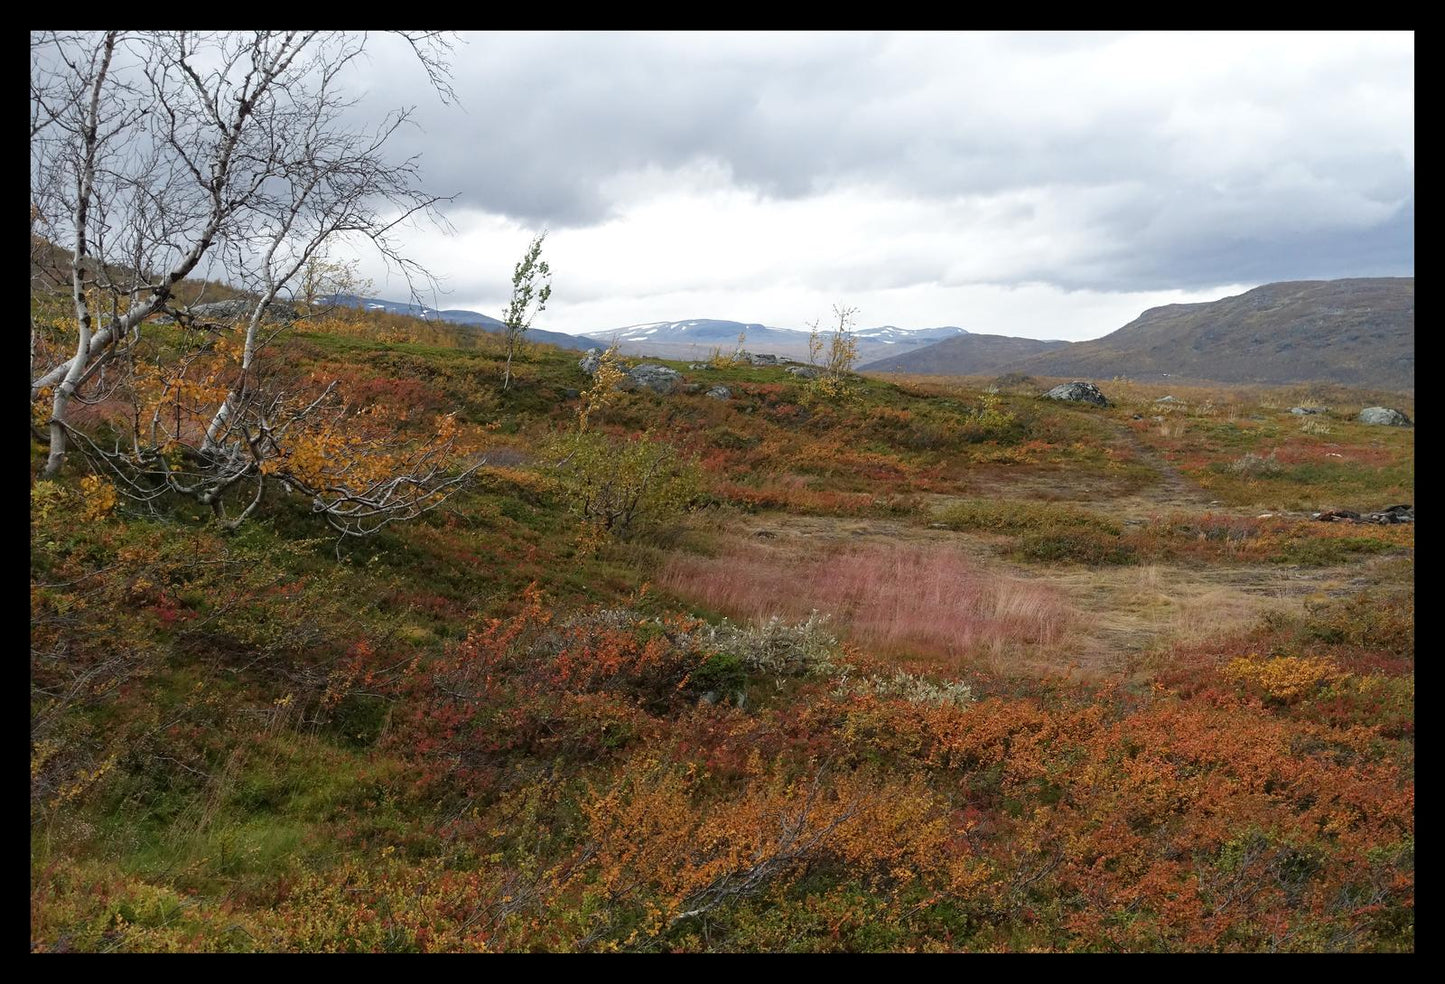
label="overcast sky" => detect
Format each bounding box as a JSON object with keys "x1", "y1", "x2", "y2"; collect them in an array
[{"x1": 343, "y1": 31, "x2": 1413, "y2": 341}]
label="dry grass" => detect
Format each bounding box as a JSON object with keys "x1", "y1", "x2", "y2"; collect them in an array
[{"x1": 659, "y1": 538, "x2": 1078, "y2": 665}]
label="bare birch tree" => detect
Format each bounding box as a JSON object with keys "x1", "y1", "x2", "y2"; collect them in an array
[{"x1": 31, "y1": 30, "x2": 475, "y2": 533}]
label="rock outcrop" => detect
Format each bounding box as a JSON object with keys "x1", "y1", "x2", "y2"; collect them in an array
[
  {"x1": 1358, "y1": 407, "x2": 1412, "y2": 426},
  {"x1": 1043, "y1": 381, "x2": 1108, "y2": 406},
  {"x1": 621, "y1": 364, "x2": 683, "y2": 395},
  {"x1": 1314, "y1": 504, "x2": 1413, "y2": 524}
]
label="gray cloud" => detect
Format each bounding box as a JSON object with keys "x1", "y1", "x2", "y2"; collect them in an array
[{"x1": 353, "y1": 31, "x2": 1413, "y2": 298}]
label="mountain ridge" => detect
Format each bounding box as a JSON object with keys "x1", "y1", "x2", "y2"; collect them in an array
[{"x1": 864, "y1": 278, "x2": 1414, "y2": 392}]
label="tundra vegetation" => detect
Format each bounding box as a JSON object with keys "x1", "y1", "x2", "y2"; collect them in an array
[
  {"x1": 30, "y1": 30, "x2": 1412, "y2": 957},
  {"x1": 31, "y1": 295, "x2": 1414, "y2": 952}
]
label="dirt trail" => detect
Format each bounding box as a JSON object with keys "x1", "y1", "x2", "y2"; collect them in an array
[
  {"x1": 722, "y1": 507, "x2": 1387, "y2": 680},
  {"x1": 1105, "y1": 418, "x2": 1214, "y2": 511},
  {"x1": 674, "y1": 407, "x2": 1407, "y2": 680}
]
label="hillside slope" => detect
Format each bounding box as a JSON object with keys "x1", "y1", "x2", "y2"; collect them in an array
[
  {"x1": 858, "y1": 332, "x2": 1070, "y2": 375},
  {"x1": 872, "y1": 279, "x2": 1414, "y2": 391},
  {"x1": 1012, "y1": 278, "x2": 1414, "y2": 390},
  {"x1": 326, "y1": 294, "x2": 606, "y2": 351}
]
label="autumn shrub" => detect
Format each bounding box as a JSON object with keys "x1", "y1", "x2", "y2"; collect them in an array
[
  {"x1": 953, "y1": 393, "x2": 1029, "y2": 444},
  {"x1": 546, "y1": 430, "x2": 701, "y2": 542},
  {"x1": 1015, "y1": 528, "x2": 1137, "y2": 566},
  {"x1": 1222, "y1": 653, "x2": 1342, "y2": 704},
  {"x1": 1296, "y1": 590, "x2": 1415, "y2": 654},
  {"x1": 554, "y1": 754, "x2": 953, "y2": 950},
  {"x1": 405, "y1": 592, "x2": 743, "y2": 796}
]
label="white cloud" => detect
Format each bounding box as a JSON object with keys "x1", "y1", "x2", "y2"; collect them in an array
[{"x1": 344, "y1": 30, "x2": 1412, "y2": 340}]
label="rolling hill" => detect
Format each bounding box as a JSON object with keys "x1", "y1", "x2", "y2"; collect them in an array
[
  {"x1": 324, "y1": 294, "x2": 606, "y2": 352},
  {"x1": 868, "y1": 279, "x2": 1414, "y2": 392},
  {"x1": 858, "y1": 332, "x2": 1071, "y2": 375}
]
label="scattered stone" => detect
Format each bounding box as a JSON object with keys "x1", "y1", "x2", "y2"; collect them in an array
[
  {"x1": 682, "y1": 383, "x2": 702, "y2": 394},
  {"x1": 1290, "y1": 406, "x2": 1329, "y2": 415},
  {"x1": 786, "y1": 366, "x2": 821, "y2": 379},
  {"x1": 705, "y1": 385, "x2": 732, "y2": 400},
  {"x1": 621, "y1": 363, "x2": 683, "y2": 395},
  {"x1": 1366, "y1": 504, "x2": 1414, "y2": 524},
  {"x1": 1043, "y1": 381, "x2": 1108, "y2": 406},
  {"x1": 688, "y1": 362, "x2": 709, "y2": 370},
  {"x1": 578, "y1": 348, "x2": 602, "y2": 374},
  {"x1": 746, "y1": 352, "x2": 783, "y2": 366},
  {"x1": 1314, "y1": 504, "x2": 1413, "y2": 525},
  {"x1": 700, "y1": 691, "x2": 720, "y2": 705},
  {"x1": 1358, "y1": 406, "x2": 1412, "y2": 426}
]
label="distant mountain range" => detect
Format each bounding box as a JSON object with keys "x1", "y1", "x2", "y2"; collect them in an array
[
  {"x1": 593, "y1": 319, "x2": 970, "y2": 363},
  {"x1": 330, "y1": 278, "x2": 1413, "y2": 393},
  {"x1": 323, "y1": 294, "x2": 606, "y2": 352},
  {"x1": 861, "y1": 278, "x2": 1415, "y2": 392},
  {"x1": 326, "y1": 300, "x2": 971, "y2": 363}
]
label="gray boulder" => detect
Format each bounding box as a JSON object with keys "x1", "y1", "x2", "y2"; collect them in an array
[
  {"x1": 1314, "y1": 504, "x2": 1414, "y2": 525},
  {"x1": 786, "y1": 366, "x2": 821, "y2": 379},
  {"x1": 705, "y1": 385, "x2": 732, "y2": 400},
  {"x1": 578, "y1": 348, "x2": 602, "y2": 374},
  {"x1": 1290, "y1": 406, "x2": 1329, "y2": 415},
  {"x1": 1043, "y1": 381, "x2": 1108, "y2": 406},
  {"x1": 622, "y1": 363, "x2": 683, "y2": 395},
  {"x1": 746, "y1": 352, "x2": 783, "y2": 366},
  {"x1": 1364, "y1": 504, "x2": 1414, "y2": 524},
  {"x1": 1358, "y1": 406, "x2": 1412, "y2": 426}
]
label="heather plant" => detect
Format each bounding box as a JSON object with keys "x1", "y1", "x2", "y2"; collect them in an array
[
  {"x1": 834, "y1": 670, "x2": 975, "y2": 708},
  {"x1": 29, "y1": 309, "x2": 1414, "y2": 953},
  {"x1": 703, "y1": 612, "x2": 846, "y2": 678},
  {"x1": 1230, "y1": 450, "x2": 1283, "y2": 476}
]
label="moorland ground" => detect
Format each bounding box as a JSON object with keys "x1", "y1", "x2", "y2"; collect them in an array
[{"x1": 31, "y1": 311, "x2": 1414, "y2": 952}]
